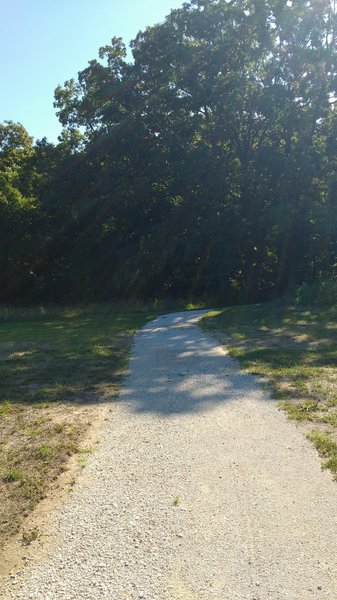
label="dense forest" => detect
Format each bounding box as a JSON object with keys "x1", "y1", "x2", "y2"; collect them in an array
[{"x1": 1, "y1": 0, "x2": 337, "y2": 305}]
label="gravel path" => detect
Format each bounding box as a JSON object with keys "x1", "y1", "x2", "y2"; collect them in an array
[{"x1": 2, "y1": 310, "x2": 337, "y2": 599}]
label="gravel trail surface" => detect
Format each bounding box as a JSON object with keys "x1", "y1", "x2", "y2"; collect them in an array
[{"x1": 2, "y1": 310, "x2": 337, "y2": 599}]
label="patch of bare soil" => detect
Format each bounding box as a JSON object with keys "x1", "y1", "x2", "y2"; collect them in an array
[{"x1": 0, "y1": 401, "x2": 111, "y2": 578}]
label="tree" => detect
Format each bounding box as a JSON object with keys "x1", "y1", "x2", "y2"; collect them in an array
[{"x1": 4, "y1": 0, "x2": 337, "y2": 304}]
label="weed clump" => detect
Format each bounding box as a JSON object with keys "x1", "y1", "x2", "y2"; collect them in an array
[
  {"x1": 307, "y1": 431, "x2": 337, "y2": 476},
  {"x1": 2, "y1": 468, "x2": 24, "y2": 483}
]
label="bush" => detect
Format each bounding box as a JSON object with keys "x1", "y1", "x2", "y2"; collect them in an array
[{"x1": 295, "y1": 279, "x2": 337, "y2": 307}]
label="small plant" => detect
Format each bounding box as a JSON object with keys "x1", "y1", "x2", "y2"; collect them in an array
[
  {"x1": 67, "y1": 425, "x2": 78, "y2": 437},
  {"x1": 60, "y1": 441, "x2": 79, "y2": 456},
  {"x1": 321, "y1": 412, "x2": 337, "y2": 427},
  {"x1": 22, "y1": 477, "x2": 43, "y2": 501},
  {"x1": 34, "y1": 402, "x2": 50, "y2": 410},
  {"x1": 307, "y1": 431, "x2": 337, "y2": 457},
  {"x1": 79, "y1": 446, "x2": 93, "y2": 454},
  {"x1": 173, "y1": 495, "x2": 180, "y2": 506},
  {"x1": 2, "y1": 468, "x2": 24, "y2": 483},
  {"x1": 324, "y1": 454, "x2": 337, "y2": 473},
  {"x1": 27, "y1": 424, "x2": 43, "y2": 439},
  {"x1": 77, "y1": 455, "x2": 87, "y2": 468},
  {"x1": 307, "y1": 431, "x2": 337, "y2": 475},
  {"x1": 281, "y1": 400, "x2": 319, "y2": 422},
  {"x1": 0, "y1": 400, "x2": 12, "y2": 416},
  {"x1": 21, "y1": 527, "x2": 40, "y2": 546},
  {"x1": 75, "y1": 445, "x2": 93, "y2": 468},
  {"x1": 34, "y1": 444, "x2": 55, "y2": 462},
  {"x1": 52, "y1": 423, "x2": 66, "y2": 434}
]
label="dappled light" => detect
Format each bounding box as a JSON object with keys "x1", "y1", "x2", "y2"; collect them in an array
[
  {"x1": 0, "y1": 306, "x2": 160, "y2": 406},
  {"x1": 119, "y1": 311, "x2": 270, "y2": 416},
  {"x1": 0, "y1": 304, "x2": 160, "y2": 548},
  {"x1": 203, "y1": 303, "x2": 337, "y2": 450}
]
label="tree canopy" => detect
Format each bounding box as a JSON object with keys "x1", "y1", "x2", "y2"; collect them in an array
[{"x1": 1, "y1": 0, "x2": 337, "y2": 304}]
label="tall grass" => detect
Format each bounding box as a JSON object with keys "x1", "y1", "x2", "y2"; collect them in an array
[{"x1": 0, "y1": 299, "x2": 207, "y2": 323}]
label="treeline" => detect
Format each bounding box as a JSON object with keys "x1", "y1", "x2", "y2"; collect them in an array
[{"x1": 1, "y1": 0, "x2": 337, "y2": 305}]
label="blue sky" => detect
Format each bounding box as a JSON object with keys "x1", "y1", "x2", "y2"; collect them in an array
[{"x1": 0, "y1": 0, "x2": 184, "y2": 143}]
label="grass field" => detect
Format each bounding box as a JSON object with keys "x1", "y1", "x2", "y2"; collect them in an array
[
  {"x1": 0, "y1": 304, "x2": 159, "y2": 548},
  {"x1": 202, "y1": 303, "x2": 337, "y2": 478}
]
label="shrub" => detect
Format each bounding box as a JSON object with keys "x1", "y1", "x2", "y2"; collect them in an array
[{"x1": 295, "y1": 279, "x2": 337, "y2": 307}]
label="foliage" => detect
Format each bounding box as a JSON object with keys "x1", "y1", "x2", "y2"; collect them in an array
[
  {"x1": 295, "y1": 278, "x2": 337, "y2": 306},
  {"x1": 307, "y1": 431, "x2": 337, "y2": 475},
  {"x1": 2, "y1": 0, "x2": 337, "y2": 303}
]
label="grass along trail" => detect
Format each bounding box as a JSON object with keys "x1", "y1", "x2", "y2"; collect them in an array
[
  {"x1": 1, "y1": 310, "x2": 337, "y2": 599},
  {"x1": 202, "y1": 303, "x2": 337, "y2": 477},
  {"x1": 0, "y1": 304, "x2": 158, "y2": 565}
]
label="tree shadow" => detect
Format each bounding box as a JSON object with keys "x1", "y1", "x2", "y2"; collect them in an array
[
  {"x1": 118, "y1": 312, "x2": 270, "y2": 416},
  {"x1": 0, "y1": 310, "x2": 159, "y2": 406}
]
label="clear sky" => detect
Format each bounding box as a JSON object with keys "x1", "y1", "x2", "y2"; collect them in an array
[{"x1": 0, "y1": 0, "x2": 185, "y2": 143}]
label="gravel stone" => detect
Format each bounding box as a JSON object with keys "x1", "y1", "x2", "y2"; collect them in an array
[{"x1": 1, "y1": 310, "x2": 337, "y2": 599}]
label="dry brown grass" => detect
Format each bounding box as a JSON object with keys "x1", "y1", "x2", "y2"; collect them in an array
[{"x1": 0, "y1": 305, "x2": 157, "y2": 548}]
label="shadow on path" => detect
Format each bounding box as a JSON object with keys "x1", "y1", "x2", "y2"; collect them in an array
[{"x1": 120, "y1": 311, "x2": 269, "y2": 416}]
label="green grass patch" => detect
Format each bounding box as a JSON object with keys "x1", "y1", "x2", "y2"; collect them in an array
[
  {"x1": 0, "y1": 400, "x2": 13, "y2": 415},
  {"x1": 280, "y1": 400, "x2": 319, "y2": 421},
  {"x1": 0, "y1": 303, "x2": 158, "y2": 406},
  {"x1": 21, "y1": 526, "x2": 41, "y2": 546},
  {"x1": 307, "y1": 431, "x2": 337, "y2": 475},
  {"x1": 0, "y1": 302, "x2": 160, "y2": 547},
  {"x1": 2, "y1": 468, "x2": 24, "y2": 483}
]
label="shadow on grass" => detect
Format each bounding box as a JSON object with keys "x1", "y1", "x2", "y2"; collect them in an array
[
  {"x1": 202, "y1": 303, "x2": 337, "y2": 422},
  {"x1": 4, "y1": 303, "x2": 336, "y2": 417},
  {"x1": 0, "y1": 310, "x2": 159, "y2": 408},
  {"x1": 233, "y1": 346, "x2": 337, "y2": 369}
]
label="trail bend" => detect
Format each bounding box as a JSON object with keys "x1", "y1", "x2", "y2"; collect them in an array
[{"x1": 2, "y1": 310, "x2": 337, "y2": 599}]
